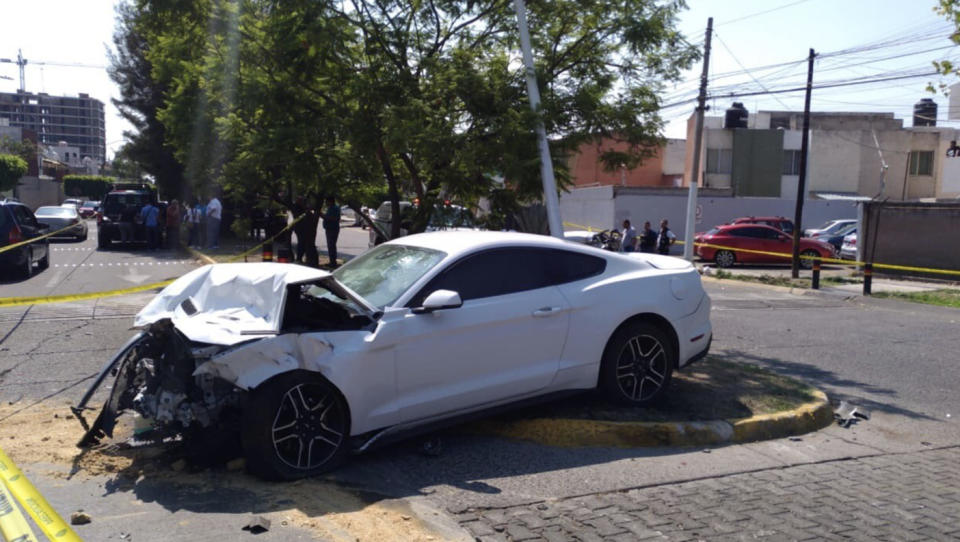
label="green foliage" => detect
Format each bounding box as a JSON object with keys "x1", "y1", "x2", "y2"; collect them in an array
[
  {"x1": 0, "y1": 154, "x2": 28, "y2": 192},
  {"x1": 63, "y1": 175, "x2": 117, "y2": 200},
  {"x1": 120, "y1": 0, "x2": 699, "y2": 236}
]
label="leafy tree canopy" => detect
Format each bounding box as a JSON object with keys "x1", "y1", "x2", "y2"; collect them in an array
[{"x1": 0, "y1": 154, "x2": 28, "y2": 193}]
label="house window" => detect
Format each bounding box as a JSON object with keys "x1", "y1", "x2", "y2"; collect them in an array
[
  {"x1": 782, "y1": 150, "x2": 802, "y2": 175},
  {"x1": 908, "y1": 151, "x2": 933, "y2": 176},
  {"x1": 706, "y1": 148, "x2": 733, "y2": 174}
]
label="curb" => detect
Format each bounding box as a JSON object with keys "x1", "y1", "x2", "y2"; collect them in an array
[{"x1": 470, "y1": 390, "x2": 832, "y2": 449}]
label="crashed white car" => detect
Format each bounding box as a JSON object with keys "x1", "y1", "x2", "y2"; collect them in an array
[{"x1": 75, "y1": 231, "x2": 712, "y2": 480}]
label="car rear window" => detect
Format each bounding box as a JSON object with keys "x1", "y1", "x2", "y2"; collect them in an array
[
  {"x1": 36, "y1": 207, "x2": 76, "y2": 217},
  {"x1": 104, "y1": 193, "x2": 150, "y2": 214}
]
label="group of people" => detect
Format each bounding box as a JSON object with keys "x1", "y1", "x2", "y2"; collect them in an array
[
  {"x1": 181, "y1": 196, "x2": 223, "y2": 250},
  {"x1": 291, "y1": 195, "x2": 341, "y2": 268},
  {"x1": 619, "y1": 219, "x2": 676, "y2": 255}
]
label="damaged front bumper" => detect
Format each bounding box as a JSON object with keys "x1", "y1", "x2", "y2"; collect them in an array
[{"x1": 72, "y1": 320, "x2": 244, "y2": 447}]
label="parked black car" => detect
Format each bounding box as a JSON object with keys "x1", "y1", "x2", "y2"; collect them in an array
[
  {"x1": 0, "y1": 199, "x2": 50, "y2": 278},
  {"x1": 97, "y1": 189, "x2": 164, "y2": 249}
]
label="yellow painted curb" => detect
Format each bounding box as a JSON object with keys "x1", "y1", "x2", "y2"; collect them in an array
[
  {"x1": 469, "y1": 389, "x2": 832, "y2": 449},
  {"x1": 729, "y1": 389, "x2": 833, "y2": 443}
]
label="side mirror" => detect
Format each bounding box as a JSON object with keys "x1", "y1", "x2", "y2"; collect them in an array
[{"x1": 412, "y1": 289, "x2": 463, "y2": 314}]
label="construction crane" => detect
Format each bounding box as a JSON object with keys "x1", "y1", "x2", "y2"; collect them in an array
[{"x1": 0, "y1": 48, "x2": 106, "y2": 92}]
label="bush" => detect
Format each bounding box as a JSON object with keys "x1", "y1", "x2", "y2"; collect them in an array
[
  {"x1": 0, "y1": 154, "x2": 28, "y2": 192},
  {"x1": 63, "y1": 175, "x2": 117, "y2": 200}
]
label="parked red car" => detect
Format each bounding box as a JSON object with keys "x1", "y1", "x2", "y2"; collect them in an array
[
  {"x1": 729, "y1": 216, "x2": 795, "y2": 235},
  {"x1": 695, "y1": 223, "x2": 835, "y2": 269}
]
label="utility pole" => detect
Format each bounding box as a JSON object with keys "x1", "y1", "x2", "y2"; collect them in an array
[
  {"x1": 683, "y1": 18, "x2": 713, "y2": 261},
  {"x1": 791, "y1": 48, "x2": 816, "y2": 278},
  {"x1": 513, "y1": 0, "x2": 563, "y2": 238}
]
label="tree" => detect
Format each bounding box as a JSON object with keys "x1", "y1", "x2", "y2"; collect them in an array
[
  {"x1": 0, "y1": 154, "x2": 28, "y2": 192},
  {"x1": 137, "y1": 0, "x2": 699, "y2": 237},
  {"x1": 933, "y1": 0, "x2": 960, "y2": 91}
]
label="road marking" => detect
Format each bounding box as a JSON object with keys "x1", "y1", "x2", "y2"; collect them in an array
[{"x1": 51, "y1": 260, "x2": 191, "y2": 268}]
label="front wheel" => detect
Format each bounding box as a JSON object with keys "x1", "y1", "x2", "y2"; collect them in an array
[
  {"x1": 599, "y1": 321, "x2": 676, "y2": 406},
  {"x1": 800, "y1": 249, "x2": 819, "y2": 270},
  {"x1": 242, "y1": 371, "x2": 350, "y2": 480},
  {"x1": 20, "y1": 247, "x2": 33, "y2": 279},
  {"x1": 714, "y1": 250, "x2": 736, "y2": 268},
  {"x1": 38, "y1": 247, "x2": 49, "y2": 270}
]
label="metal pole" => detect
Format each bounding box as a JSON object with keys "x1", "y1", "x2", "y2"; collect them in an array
[
  {"x1": 683, "y1": 18, "x2": 713, "y2": 261},
  {"x1": 791, "y1": 48, "x2": 816, "y2": 278},
  {"x1": 513, "y1": 0, "x2": 563, "y2": 238}
]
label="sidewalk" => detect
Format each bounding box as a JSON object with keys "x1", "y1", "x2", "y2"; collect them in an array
[
  {"x1": 456, "y1": 445, "x2": 960, "y2": 541},
  {"x1": 696, "y1": 262, "x2": 955, "y2": 295}
]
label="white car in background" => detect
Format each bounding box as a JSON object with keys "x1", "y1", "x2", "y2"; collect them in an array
[
  {"x1": 804, "y1": 219, "x2": 857, "y2": 238},
  {"x1": 840, "y1": 232, "x2": 858, "y2": 260},
  {"x1": 75, "y1": 231, "x2": 712, "y2": 480}
]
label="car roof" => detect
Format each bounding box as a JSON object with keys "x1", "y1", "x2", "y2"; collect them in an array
[
  {"x1": 732, "y1": 216, "x2": 789, "y2": 222},
  {"x1": 386, "y1": 230, "x2": 594, "y2": 257},
  {"x1": 719, "y1": 223, "x2": 781, "y2": 232}
]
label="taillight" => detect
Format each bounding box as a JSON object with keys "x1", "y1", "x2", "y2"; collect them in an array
[{"x1": 9, "y1": 224, "x2": 23, "y2": 244}]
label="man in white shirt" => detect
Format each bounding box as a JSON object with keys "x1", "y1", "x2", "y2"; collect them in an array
[
  {"x1": 620, "y1": 219, "x2": 637, "y2": 253},
  {"x1": 206, "y1": 195, "x2": 222, "y2": 249}
]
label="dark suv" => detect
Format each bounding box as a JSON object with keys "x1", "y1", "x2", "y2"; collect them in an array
[
  {"x1": 0, "y1": 199, "x2": 50, "y2": 278},
  {"x1": 97, "y1": 189, "x2": 156, "y2": 249}
]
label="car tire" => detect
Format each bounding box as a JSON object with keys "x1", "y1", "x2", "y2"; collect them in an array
[
  {"x1": 98, "y1": 232, "x2": 109, "y2": 250},
  {"x1": 20, "y1": 247, "x2": 32, "y2": 279},
  {"x1": 599, "y1": 320, "x2": 676, "y2": 406},
  {"x1": 38, "y1": 248, "x2": 49, "y2": 270},
  {"x1": 714, "y1": 250, "x2": 735, "y2": 268},
  {"x1": 800, "y1": 249, "x2": 819, "y2": 270},
  {"x1": 242, "y1": 370, "x2": 351, "y2": 480}
]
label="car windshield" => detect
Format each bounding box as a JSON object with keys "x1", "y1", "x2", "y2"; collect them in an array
[
  {"x1": 36, "y1": 207, "x2": 75, "y2": 217},
  {"x1": 81, "y1": 202, "x2": 97, "y2": 208},
  {"x1": 835, "y1": 223, "x2": 856, "y2": 236},
  {"x1": 429, "y1": 206, "x2": 475, "y2": 228},
  {"x1": 331, "y1": 244, "x2": 446, "y2": 308}
]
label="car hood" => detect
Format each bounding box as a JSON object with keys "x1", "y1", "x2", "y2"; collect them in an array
[{"x1": 134, "y1": 263, "x2": 378, "y2": 345}]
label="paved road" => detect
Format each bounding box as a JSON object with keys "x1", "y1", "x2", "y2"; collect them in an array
[
  {"x1": 1, "y1": 247, "x2": 959, "y2": 540},
  {"x1": 0, "y1": 220, "x2": 199, "y2": 299}
]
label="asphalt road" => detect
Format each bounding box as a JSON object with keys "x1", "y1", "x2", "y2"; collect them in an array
[
  {"x1": 0, "y1": 240, "x2": 958, "y2": 540},
  {"x1": 0, "y1": 220, "x2": 199, "y2": 299}
]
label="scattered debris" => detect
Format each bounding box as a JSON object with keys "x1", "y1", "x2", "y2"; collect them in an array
[
  {"x1": 242, "y1": 516, "x2": 271, "y2": 534},
  {"x1": 70, "y1": 511, "x2": 92, "y2": 525},
  {"x1": 401, "y1": 515, "x2": 412, "y2": 521},
  {"x1": 702, "y1": 449, "x2": 711, "y2": 454},
  {"x1": 834, "y1": 401, "x2": 870, "y2": 428},
  {"x1": 788, "y1": 436, "x2": 803, "y2": 442},
  {"x1": 921, "y1": 441, "x2": 933, "y2": 446}
]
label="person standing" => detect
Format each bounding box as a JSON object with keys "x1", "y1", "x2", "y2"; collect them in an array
[
  {"x1": 185, "y1": 199, "x2": 200, "y2": 247},
  {"x1": 639, "y1": 221, "x2": 657, "y2": 253},
  {"x1": 140, "y1": 199, "x2": 160, "y2": 250},
  {"x1": 657, "y1": 218, "x2": 676, "y2": 255},
  {"x1": 206, "y1": 194, "x2": 222, "y2": 250},
  {"x1": 165, "y1": 199, "x2": 180, "y2": 250},
  {"x1": 620, "y1": 219, "x2": 637, "y2": 253},
  {"x1": 322, "y1": 195, "x2": 341, "y2": 268},
  {"x1": 292, "y1": 196, "x2": 311, "y2": 263}
]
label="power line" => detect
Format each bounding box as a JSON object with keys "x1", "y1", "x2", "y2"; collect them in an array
[
  {"x1": 713, "y1": 30, "x2": 793, "y2": 111},
  {"x1": 714, "y1": 0, "x2": 817, "y2": 27}
]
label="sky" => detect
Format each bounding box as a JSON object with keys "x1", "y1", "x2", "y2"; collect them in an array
[{"x1": 0, "y1": 0, "x2": 956, "y2": 159}]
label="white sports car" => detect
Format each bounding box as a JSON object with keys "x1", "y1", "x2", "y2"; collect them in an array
[{"x1": 75, "y1": 231, "x2": 712, "y2": 480}]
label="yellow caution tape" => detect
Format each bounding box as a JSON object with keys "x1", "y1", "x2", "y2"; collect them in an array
[
  {"x1": 0, "y1": 222, "x2": 82, "y2": 255},
  {"x1": 0, "y1": 279, "x2": 174, "y2": 308},
  {"x1": 0, "y1": 481, "x2": 38, "y2": 542},
  {"x1": 229, "y1": 213, "x2": 306, "y2": 262},
  {"x1": 562, "y1": 221, "x2": 601, "y2": 232},
  {"x1": 0, "y1": 447, "x2": 80, "y2": 542}
]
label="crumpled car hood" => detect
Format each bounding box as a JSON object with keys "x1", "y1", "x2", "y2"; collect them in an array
[{"x1": 134, "y1": 263, "x2": 331, "y2": 345}]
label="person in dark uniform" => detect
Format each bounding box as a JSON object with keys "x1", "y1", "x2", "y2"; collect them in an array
[
  {"x1": 639, "y1": 221, "x2": 657, "y2": 253},
  {"x1": 322, "y1": 195, "x2": 341, "y2": 268}
]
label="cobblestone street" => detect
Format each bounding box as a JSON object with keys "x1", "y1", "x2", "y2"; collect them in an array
[{"x1": 455, "y1": 446, "x2": 960, "y2": 541}]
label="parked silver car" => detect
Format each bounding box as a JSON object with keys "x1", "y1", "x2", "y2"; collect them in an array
[{"x1": 840, "y1": 232, "x2": 858, "y2": 260}]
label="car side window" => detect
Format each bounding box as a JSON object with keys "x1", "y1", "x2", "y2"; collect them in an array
[
  {"x1": 409, "y1": 248, "x2": 552, "y2": 306},
  {"x1": 543, "y1": 249, "x2": 606, "y2": 285},
  {"x1": 728, "y1": 228, "x2": 752, "y2": 238},
  {"x1": 736, "y1": 227, "x2": 765, "y2": 238},
  {"x1": 759, "y1": 228, "x2": 782, "y2": 240},
  {"x1": 15, "y1": 206, "x2": 36, "y2": 226}
]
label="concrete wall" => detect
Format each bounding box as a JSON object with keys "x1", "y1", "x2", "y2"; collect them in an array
[
  {"x1": 862, "y1": 201, "x2": 960, "y2": 277},
  {"x1": 14, "y1": 176, "x2": 64, "y2": 210},
  {"x1": 559, "y1": 185, "x2": 859, "y2": 240}
]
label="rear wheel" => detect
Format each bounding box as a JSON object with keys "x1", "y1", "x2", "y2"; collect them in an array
[
  {"x1": 599, "y1": 321, "x2": 676, "y2": 406},
  {"x1": 242, "y1": 371, "x2": 350, "y2": 480},
  {"x1": 20, "y1": 247, "x2": 32, "y2": 279},
  {"x1": 98, "y1": 232, "x2": 109, "y2": 250},
  {"x1": 714, "y1": 250, "x2": 736, "y2": 268},
  {"x1": 38, "y1": 247, "x2": 49, "y2": 270},
  {"x1": 800, "y1": 249, "x2": 819, "y2": 270}
]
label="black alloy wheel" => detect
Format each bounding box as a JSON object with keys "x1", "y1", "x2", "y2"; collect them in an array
[
  {"x1": 799, "y1": 249, "x2": 819, "y2": 270},
  {"x1": 243, "y1": 371, "x2": 350, "y2": 480},
  {"x1": 599, "y1": 321, "x2": 676, "y2": 406},
  {"x1": 714, "y1": 249, "x2": 735, "y2": 268}
]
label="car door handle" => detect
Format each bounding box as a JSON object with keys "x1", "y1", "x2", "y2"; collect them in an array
[{"x1": 532, "y1": 306, "x2": 562, "y2": 317}]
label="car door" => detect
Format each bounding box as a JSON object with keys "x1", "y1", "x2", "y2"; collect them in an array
[
  {"x1": 728, "y1": 227, "x2": 766, "y2": 263},
  {"x1": 14, "y1": 206, "x2": 45, "y2": 262},
  {"x1": 754, "y1": 226, "x2": 791, "y2": 263},
  {"x1": 390, "y1": 248, "x2": 570, "y2": 422}
]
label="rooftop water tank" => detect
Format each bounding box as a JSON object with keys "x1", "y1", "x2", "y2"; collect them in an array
[
  {"x1": 725, "y1": 102, "x2": 748, "y2": 129},
  {"x1": 914, "y1": 98, "x2": 937, "y2": 127}
]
